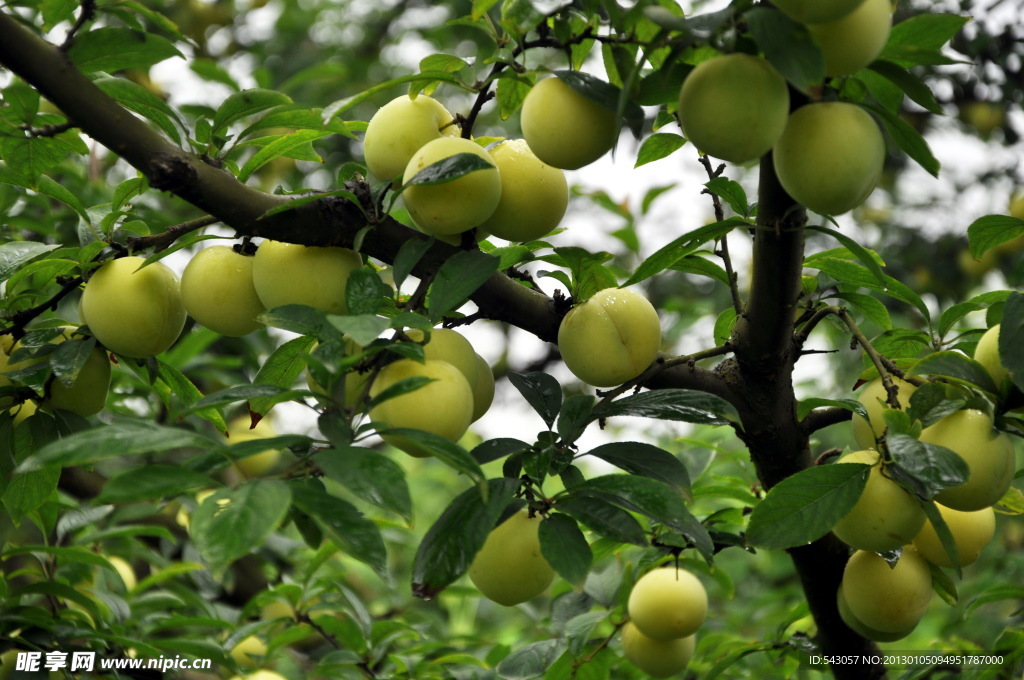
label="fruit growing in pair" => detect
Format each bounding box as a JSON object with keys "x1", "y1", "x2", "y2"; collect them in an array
[
  {"x1": 832, "y1": 449, "x2": 926, "y2": 553},
  {"x1": 913, "y1": 503, "x2": 996, "y2": 568},
  {"x1": 677, "y1": 53, "x2": 790, "y2": 164},
  {"x1": 620, "y1": 622, "x2": 696, "y2": 678},
  {"x1": 628, "y1": 567, "x2": 708, "y2": 641},
  {"x1": 520, "y1": 76, "x2": 619, "y2": 170},
  {"x1": 181, "y1": 245, "x2": 265, "y2": 336},
  {"x1": 468, "y1": 508, "x2": 555, "y2": 605},
  {"x1": 558, "y1": 287, "x2": 661, "y2": 387},
  {"x1": 252, "y1": 240, "x2": 362, "y2": 315},
  {"x1": 402, "y1": 137, "x2": 501, "y2": 236},
  {"x1": 81, "y1": 256, "x2": 187, "y2": 358},
  {"x1": 838, "y1": 547, "x2": 932, "y2": 641},
  {"x1": 773, "y1": 102, "x2": 885, "y2": 215},
  {"x1": 363, "y1": 94, "x2": 459, "y2": 183}
]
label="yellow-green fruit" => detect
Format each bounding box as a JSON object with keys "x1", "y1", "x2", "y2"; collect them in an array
[
  {"x1": 772, "y1": 0, "x2": 867, "y2": 23},
  {"x1": 470, "y1": 352, "x2": 494, "y2": 422},
  {"x1": 920, "y1": 409, "x2": 1015, "y2": 511},
  {"x1": 832, "y1": 449, "x2": 926, "y2": 553},
  {"x1": 677, "y1": 54, "x2": 790, "y2": 164},
  {"x1": 363, "y1": 94, "x2": 458, "y2": 183},
  {"x1": 368, "y1": 359, "x2": 473, "y2": 458},
  {"x1": 229, "y1": 635, "x2": 267, "y2": 668},
  {"x1": 520, "y1": 76, "x2": 619, "y2": 170},
  {"x1": 621, "y1": 622, "x2": 696, "y2": 678},
  {"x1": 181, "y1": 245, "x2": 265, "y2": 336},
  {"x1": 105, "y1": 555, "x2": 137, "y2": 591},
  {"x1": 0, "y1": 649, "x2": 20, "y2": 680},
  {"x1": 837, "y1": 584, "x2": 917, "y2": 642},
  {"x1": 251, "y1": 240, "x2": 362, "y2": 315},
  {"x1": 851, "y1": 376, "x2": 917, "y2": 449},
  {"x1": 81, "y1": 256, "x2": 186, "y2": 358},
  {"x1": 808, "y1": 0, "x2": 893, "y2": 76},
  {"x1": 9, "y1": 399, "x2": 38, "y2": 425},
  {"x1": 468, "y1": 509, "x2": 555, "y2": 605},
  {"x1": 405, "y1": 328, "x2": 479, "y2": 388},
  {"x1": 402, "y1": 137, "x2": 502, "y2": 236},
  {"x1": 912, "y1": 503, "x2": 996, "y2": 568},
  {"x1": 773, "y1": 102, "x2": 885, "y2": 215},
  {"x1": 974, "y1": 325, "x2": 1007, "y2": 387},
  {"x1": 5, "y1": 327, "x2": 111, "y2": 416},
  {"x1": 841, "y1": 547, "x2": 932, "y2": 634},
  {"x1": 628, "y1": 567, "x2": 708, "y2": 641},
  {"x1": 558, "y1": 287, "x2": 661, "y2": 387},
  {"x1": 226, "y1": 415, "x2": 282, "y2": 476},
  {"x1": 478, "y1": 139, "x2": 569, "y2": 242}
]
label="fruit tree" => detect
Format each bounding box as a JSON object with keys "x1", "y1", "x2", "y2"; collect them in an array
[{"x1": 0, "y1": 1, "x2": 1023, "y2": 679}]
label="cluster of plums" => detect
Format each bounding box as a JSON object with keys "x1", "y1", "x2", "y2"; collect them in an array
[
  {"x1": 833, "y1": 333, "x2": 1017, "y2": 640},
  {"x1": 678, "y1": 0, "x2": 893, "y2": 215}
]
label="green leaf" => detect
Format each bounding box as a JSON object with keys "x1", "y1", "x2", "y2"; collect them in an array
[
  {"x1": 411, "y1": 478, "x2": 519, "y2": 599},
  {"x1": 705, "y1": 178, "x2": 750, "y2": 217},
  {"x1": 17, "y1": 421, "x2": 223, "y2": 471},
  {"x1": 313, "y1": 447, "x2": 412, "y2": 521},
  {"x1": 539, "y1": 513, "x2": 592, "y2": 587},
  {"x1": 745, "y1": 7, "x2": 826, "y2": 93},
  {"x1": 3, "y1": 466, "x2": 60, "y2": 524},
  {"x1": 68, "y1": 27, "x2": 183, "y2": 73},
  {"x1": 238, "y1": 129, "x2": 330, "y2": 181},
  {"x1": 555, "y1": 495, "x2": 648, "y2": 545},
  {"x1": 881, "y1": 13, "x2": 970, "y2": 65},
  {"x1": 623, "y1": 218, "x2": 742, "y2": 287},
  {"x1": 391, "y1": 236, "x2": 434, "y2": 292},
  {"x1": 506, "y1": 372, "x2": 562, "y2": 429},
  {"x1": 403, "y1": 152, "x2": 495, "y2": 187},
  {"x1": 797, "y1": 397, "x2": 868, "y2": 422},
  {"x1": 329, "y1": 314, "x2": 391, "y2": 347},
  {"x1": 289, "y1": 479, "x2": 388, "y2": 576},
  {"x1": 911, "y1": 351, "x2": 998, "y2": 394},
  {"x1": 94, "y1": 76, "x2": 184, "y2": 144},
  {"x1": 322, "y1": 72, "x2": 465, "y2": 122},
  {"x1": 496, "y1": 639, "x2": 567, "y2": 680},
  {"x1": 249, "y1": 335, "x2": 318, "y2": 416},
  {"x1": 1000, "y1": 292, "x2": 1024, "y2": 394},
  {"x1": 868, "y1": 61, "x2": 942, "y2": 114},
  {"x1": 375, "y1": 428, "x2": 485, "y2": 486},
  {"x1": 863, "y1": 103, "x2": 940, "y2": 177},
  {"x1": 556, "y1": 394, "x2": 595, "y2": 444},
  {"x1": 554, "y1": 69, "x2": 641, "y2": 138},
  {"x1": 259, "y1": 304, "x2": 344, "y2": 342},
  {"x1": 190, "y1": 479, "x2": 291, "y2": 567},
  {"x1": 0, "y1": 242, "x2": 60, "y2": 283},
  {"x1": 887, "y1": 434, "x2": 970, "y2": 500},
  {"x1": 593, "y1": 388, "x2": 741, "y2": 427},
  {"x1": 804, "y1": 251, "x2": 931, "y2": 321},
  {"x1": 806, "y1": 225, "x2": 887, "y2": 288},
  {"x1": 574, "y1": 474, "x2": 713, "y2": 561},
  {"x1": 634, "y1": 132, "x2": 686, "y2": 167},
  {"x1": 212, "y1": 89, "x2": 293, "y2": 134},
  {"x1": 586, "y1": 442, "x2": 691, "y2": 496},
  {"x1": 967, "y1": 214, "x2": 1024, "y2": 259},
  {"x1": 426, "y1": 250, "x2": 499, "y2": 322},
  {"x1": 97, "y1": 465, "x2": 218, "y2": 504},
  {"x1": 745, "y1": 463, "x2": 870, "y2": 550},
  {"x1": 345, "y1": 267, "x2": 392, "y2": 316}
]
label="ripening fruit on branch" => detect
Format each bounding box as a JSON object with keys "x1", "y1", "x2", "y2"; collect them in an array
[
  {"x1": 912, "y1": 503, "x2": 996, "y2": 568},
  {"x1": 919, "y1": 409, "x2": 1015, "y2": 511},
  {"x1": 252, "y1": 240, "x2": 362, "y2": 315},
  {"x1": 3, "y1": 327, "x2": 111, "y2": 416},
  {"x1": 468, "y1": 508, "x2": 555, "y2": 606},
  {"x1": 808, "y1": 0, "x2": 893, "y2": 77},
  {"x1": 181, "y1": 245, "x2": 265, "y2": 337},
  {"x1": 627, "y1": 567, "x2": 708, "y2": 641},
  {"x1": 520, "y1": 76, "x2": 619, "y2": 170},
  {"x1": 470, "y1": 352, "x2": 495, "y2": 422},
  {"x1": 973, "y1": 324, "x2": 1007, "y2": 387},
  {"x1": 229, "y1": 635, "x2": 268, "y2": 669},
  {"x1": 405, "y1": 328, "x2": 479, "y2": 387},
  {"x1": 226, "y1": 415, "x2": 283, "y2": 476},
  {"x1": 478, "y1": 139, "x2": 569, "y2": 242},
  {"x1": 81, "y1": 256, "x2": 187, "y2": 358},
  {"x1": 851, "y1": 376, "x2": 917, "y2": 449},
  {"x1": 773, "y1": 102, "x2": 885, "y2": 216},
  {"x1": 837, "y1": 584, "x2": 917, "y2": 642},
  {"x1": 677, "y1": 54, "x2": 790, "y2": 164},
  {"x1": 620, "y1": 622, "x2": 696, "y2": 678},
  {"x1": 558, "y1": 287, "x2": 661, "y2": 387},
  {"x1": 402, "y1": 137, "x2": 502, "y2": 236},
  {"x1": 840, "y1": 547, "x2": 932, "y2": 637},
  {"x1": 368, "y1": 358, "x2": 474, "y2": 457},
  {"x1": 831, "y1": 449, "x2": 926, "y2": 553},
  {"x1": 772, "y1": 0, "x2": 867, "y2": 24},
  {"x1": 363, "y1": 94, "x2": 459, "y2": 183}
]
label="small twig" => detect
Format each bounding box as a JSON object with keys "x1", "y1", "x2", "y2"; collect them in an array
[
  {"x1": 19, "y1": 121, "x2": 76, "y2": 137},
  {"x1": 3, "y1": 275, "x2": 84, "y2": 341},
  {"x1": 125, "y1": 214, "x2": 220, "y2": 253},
  {"x1": 794, "y1": 305, "x2": 841, "y2": 347},
  {"x1": 59, "y1": 0, "x2": 97, "y2": 51},
  {"x1": 699, "y1": 156, "x2": 743, "y2": 313}
]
